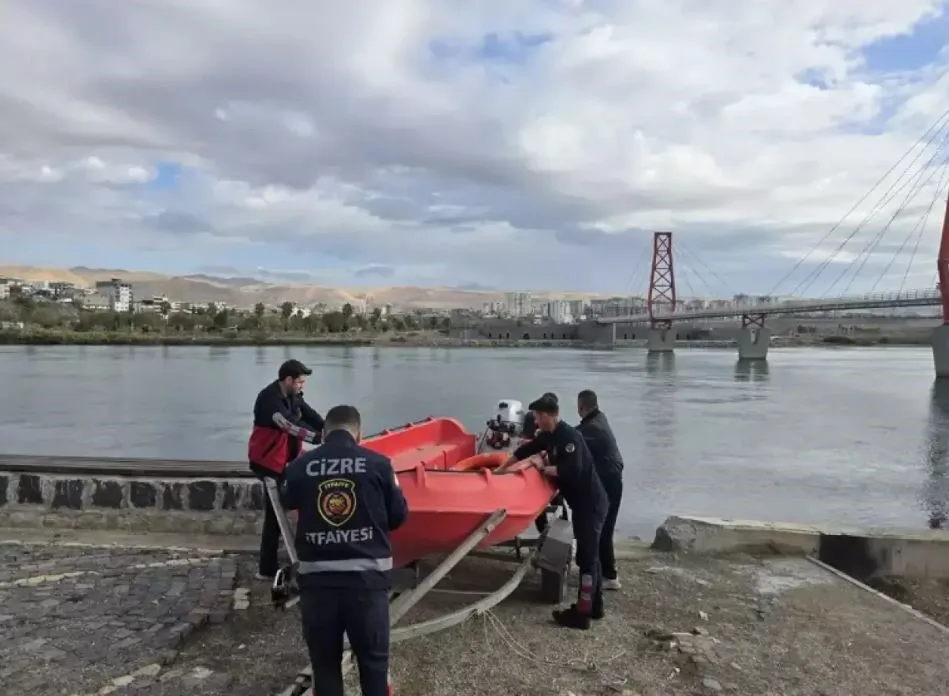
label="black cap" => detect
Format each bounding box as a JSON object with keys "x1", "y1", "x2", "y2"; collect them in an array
[
  {"x1": 278, "y1": 359, "x2": 312, "y2": 380},
  {"x1": 528, "y1": 394, "x2": 559, "y2": 414}
]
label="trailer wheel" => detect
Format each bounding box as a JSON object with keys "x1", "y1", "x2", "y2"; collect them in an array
[{"x1": 540, "y1": 565, "x2": 568, "y2": 604}]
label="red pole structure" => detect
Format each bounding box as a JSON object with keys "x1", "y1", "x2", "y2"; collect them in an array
[
  {"x1": 938, "y1": 183, "x2": 949, "y2": 324},
  {"x1": 647, "y1": 231, "x2": 676, "y2": 329}
]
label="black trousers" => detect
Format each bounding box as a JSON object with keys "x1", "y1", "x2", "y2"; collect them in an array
[
  {"x1": 257, "y1": 473, "x2": 283, "y2": 577},
  {"x1": 300, "y1": 587, "x2": 390, "y2": 696},
  {"x1": 598, "y1": 472, "x2": 624, "y2": 580},
  {"x1": 534, "y1": 493, "x2": 569, "y2": 533},
  {"x1": 572, "y1": 512, "x2": 604, "y2": 615}
]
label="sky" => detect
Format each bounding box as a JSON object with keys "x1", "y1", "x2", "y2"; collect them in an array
[{"x1": 1, "y1": 1, "x2": 949, "y2": 297}]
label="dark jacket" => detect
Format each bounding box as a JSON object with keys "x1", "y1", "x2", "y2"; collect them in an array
[
  {"x1": 522, "y1": 411, "x2": 538, "y2": 439},
  {"x1": 576, "y1": 409, "x2": 624, "y2": 481},
  {"x1": 283, "y1": 430, "x2": 409, "y2": 591},
  {"x1": 513, "y1": 420, "x2": 607, "y2": 518},
  {"x1": 247, "y1": 380, "x2": 324, "y2": 477}
]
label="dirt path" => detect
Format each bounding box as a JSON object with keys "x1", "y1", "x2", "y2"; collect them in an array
[{"x1": 96, "y1": 549, "x2": 948, "y2": 695}]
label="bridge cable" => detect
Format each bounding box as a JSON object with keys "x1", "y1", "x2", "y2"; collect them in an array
[
  {"x1": 868, "y1": 157, "x2": 949, "y2": 293},
  {"x1": 790, "y1": 113, "x2": 949, "y2": 298},
  {"x1": 675, "y1": 257, "x2": 700, "y2": 300},
  {"x1": 676, "y1": 238, "x2": 738, "y2": 297},
  {"x1": 765, "y1": 105, "x2": 949, "y2": 297},
  {"x1": 675, "y1": 242, "x2": 728, "y2": 299},
  {"x1": 620, "y1": 235, "x2": 654, "y2": 298},
  {"x1": 831, "y1": 133, "x2": 949, "y2": 296},
  {"x1": 897, "y1": 162, "x2": 949, "y2": 294},
  {"x1": 793, "y1": 121, "x2": 949, "y2": 297},
  {"x1": 835, "y1": 133, "x2": 949, "y2": 296}
]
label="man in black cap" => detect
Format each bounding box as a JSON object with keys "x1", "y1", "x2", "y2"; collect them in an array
[
  {"x1": 247, "y1": 358, "x2": 325, "y2": 580},
  {"x1": 520, "y1": 392, "x2": 569, "y2": 533},
  {"x1": 507, "y1": 394, "x2": 608, "y2": 629}
]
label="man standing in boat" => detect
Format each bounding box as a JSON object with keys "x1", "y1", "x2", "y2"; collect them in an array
[
  {"x1": 247, "y1": 359, "x2": 325, "y2": 581},
  {"x1": 507, "y1": 394, "x2": 608, "y2": 629},
  {"x1": 282, "y1": 405, "x2": 408, "y2": 696},
  {"x1": 576, "y1": 389, "x2": 625, "y2": 591}
]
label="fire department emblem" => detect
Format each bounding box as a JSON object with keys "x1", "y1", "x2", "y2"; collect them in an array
[{"x1": 317, "y1": 479, "x2": 357, "y2": 527}]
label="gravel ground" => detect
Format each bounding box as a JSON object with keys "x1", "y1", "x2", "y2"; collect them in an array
[
  {"x1": 111, "y1": 550, "x2": 949, "y2": 696},
  {"x1": 870, "y1": 575, "x2": 949, "y2": 626}
]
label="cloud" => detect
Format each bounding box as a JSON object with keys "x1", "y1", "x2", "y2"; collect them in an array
[
  {"x1": 1, "y1": 0, "x2": 948, "y2": 296},
  {"x1": 355, "y1": 264, "x2": 396, "y2": 279}
]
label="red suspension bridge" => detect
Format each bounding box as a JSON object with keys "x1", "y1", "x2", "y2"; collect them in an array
[{"x1": 588, "y1": 106, "x2": 949, "y2": 376}]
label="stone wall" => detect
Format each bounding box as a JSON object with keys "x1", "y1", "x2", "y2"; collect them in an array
[
  {"x1": 0, "y1": 471, "x2": 263, "y2": 535},
  {"x1": 448, "y1": 320, "x2": 580, "y2": 341}
]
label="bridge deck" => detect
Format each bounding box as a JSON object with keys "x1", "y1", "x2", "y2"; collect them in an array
[{"x1": 599, "y1": 288, "x2": 941, "y2": 324}]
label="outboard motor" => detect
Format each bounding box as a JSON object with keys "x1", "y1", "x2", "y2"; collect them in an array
[{"x1": 484, "y1": 399, "x2": 526, "y2": 450}]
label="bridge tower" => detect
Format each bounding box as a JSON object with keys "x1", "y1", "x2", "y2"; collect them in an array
[
  {"x1": 647, "y1": 231, "x2": 677, "y2": 353},
  {"x1": 933, "y1": 184, "x2": 949, "y2": 377}
]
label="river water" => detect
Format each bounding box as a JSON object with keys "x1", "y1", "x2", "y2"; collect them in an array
[{"x1": 0, "y1": 344, "x2": 947, "y2": 539}]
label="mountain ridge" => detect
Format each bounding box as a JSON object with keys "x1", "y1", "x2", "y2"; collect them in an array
[{"x1": 0, "y1": 264, "x2": 598, "y2": 309}]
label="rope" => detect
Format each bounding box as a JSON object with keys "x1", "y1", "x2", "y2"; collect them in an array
[{"x1": 480, "y1": 609, "x2": 629, "y2": 690}]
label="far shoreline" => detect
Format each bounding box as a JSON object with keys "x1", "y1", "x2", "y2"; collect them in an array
[{"x1": 0, "y1": 329, "x2": 933, "y2": 350}]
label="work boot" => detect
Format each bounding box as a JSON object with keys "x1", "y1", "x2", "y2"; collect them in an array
[
  {"x1": 592, "y1": 602, "x2": 605, "y2": 620},
  {"x1": 552, "y1": 604, "x2": 591, "y2": 630}
]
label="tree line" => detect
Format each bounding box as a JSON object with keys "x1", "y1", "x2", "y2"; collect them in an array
[{"x1": 0, "y1": 295, "x2": 451, "y2": 336}]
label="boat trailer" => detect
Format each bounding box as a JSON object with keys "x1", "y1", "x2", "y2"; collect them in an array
[{"x1": 264, "y1": 480, "x2": 574, "y2": 695}]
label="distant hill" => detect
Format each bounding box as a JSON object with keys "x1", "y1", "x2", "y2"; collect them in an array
[{"x1": 0, "y1": 265, "x2": 599, "y2": 309}]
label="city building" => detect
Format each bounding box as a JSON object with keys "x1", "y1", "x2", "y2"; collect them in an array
[
  {"x1": 94, "y1": 278, "x2": 133, "y2": 312},
  {"x1": 503, "y1": 292, "x2": 532, "y2": 318}
]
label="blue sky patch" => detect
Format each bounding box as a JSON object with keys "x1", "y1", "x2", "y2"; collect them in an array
[
  {"x1": 862, "y1": 11, "x2": 948, "y2": 73},
  {"x1": 428, "y1": 31, "x2": 552, "y2": 65},
  {"x1": 148, "y1": 161, "x2": 182, "y2": 191}
]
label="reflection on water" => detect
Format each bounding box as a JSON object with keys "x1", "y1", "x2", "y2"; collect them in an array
[
  {"x1": 734, "y1": 360, "x2": 770, "y2": 383},
  {"x1": 0, "y1": 344, "x2": 943, "y2": 538},
  {"x1": 924, "y1": 381, "x2": 949, "y2": 528}
]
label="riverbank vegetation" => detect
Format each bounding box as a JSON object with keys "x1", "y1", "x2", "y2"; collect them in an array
[{"x1": 0, "y1": 297, "x2": 454, "y2": 346}]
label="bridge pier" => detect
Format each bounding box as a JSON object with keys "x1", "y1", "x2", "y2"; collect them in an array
[
  {"x1": 736, "y1": 327, "x2": 770, "y2": 361},
  {"x1": 932, "y1": 325, "x2": 949, "y2": 378},
  {"x1": 647, "y1": 328, "x2": 675, "y2": 353}
]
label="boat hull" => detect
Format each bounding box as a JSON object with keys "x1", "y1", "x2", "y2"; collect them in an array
[{"x1": 361, "y1": 417, "x2": 555, "y2": 568}]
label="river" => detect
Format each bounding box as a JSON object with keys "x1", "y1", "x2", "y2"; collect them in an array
[{"x1": 0, "y1": 344, "x2": 947, "y2": 539}]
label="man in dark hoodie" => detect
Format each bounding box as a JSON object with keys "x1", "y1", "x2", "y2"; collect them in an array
[{"x1": 576, "y1": 389, "x2": 625, "y2": 590}]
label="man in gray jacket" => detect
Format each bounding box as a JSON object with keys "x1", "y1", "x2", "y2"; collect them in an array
[{"x1": 576, "y1": 390, "x2": 624, "y2": 590}]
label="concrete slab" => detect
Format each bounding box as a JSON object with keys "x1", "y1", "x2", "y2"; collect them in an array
[
  {"x1": 653, "y1": 515, "x2": 949, "y2": 580},
  {"x1": 653, "y1": 515, "x2": 823, "y2": 555}
]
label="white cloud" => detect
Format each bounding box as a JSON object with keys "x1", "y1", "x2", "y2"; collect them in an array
[{"x1": 0, "y1": 0, "x2": 947, "y2": 295}]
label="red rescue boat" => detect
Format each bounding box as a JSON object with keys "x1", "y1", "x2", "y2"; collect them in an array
[{"x1": 361, "y1": 414, "x2": 555, "y2": 569}]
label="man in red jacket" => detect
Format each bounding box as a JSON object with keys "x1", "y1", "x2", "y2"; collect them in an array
[{"x1": 248, "y1": 359, "x2": 325, "y2": 580}]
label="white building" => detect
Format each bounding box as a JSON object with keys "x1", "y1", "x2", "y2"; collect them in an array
[
  {"x1": 95, "y1": 278, "x2": 133, "y2": 312},
  {"x1": 547, "y1": 300, "x2": 573, "y2": 324},
  {"x1": 503, "y1": 292, "x2": 532, "y2": 317}
]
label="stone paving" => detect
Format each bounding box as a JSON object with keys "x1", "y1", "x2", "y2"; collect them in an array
[{"x1": 0, "y1": 543, "x2": 237, "y2": 695}]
